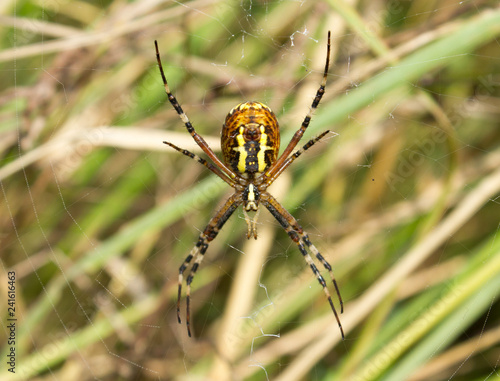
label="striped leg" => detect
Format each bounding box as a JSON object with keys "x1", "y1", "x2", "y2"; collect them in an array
[
  {"x1": 155, "y1": 41, "x2": 236, "y2": 181},
  {"x1": 163, "y1": 141, "x2": 235, "y2": 187},
  {"x1": 177, "y1": 194, "x2": 241, "y2": 337},
  {"x1": 261, "y1": 192, "x2": 344, "y2": 339},
  {"x1": 264, "y1": 130, "x2": 330, "y2": 186},
  {"x1": 266, "y1": 31, "x2": 331, "y2": 180},
  {"x1": 301, "y1": 233, "x2": 343, "y2": 313}
]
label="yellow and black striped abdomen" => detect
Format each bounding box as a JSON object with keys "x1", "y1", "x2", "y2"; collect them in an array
[{"x1": 221, "y1": 102, "x2": 280, "y2": 174}]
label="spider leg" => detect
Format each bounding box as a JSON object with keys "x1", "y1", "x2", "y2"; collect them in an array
[
  {"x1": 163, "y1": 141, "x2": 236, "y2": 187},
  {"x1": 265, "y1": 31, "x2": 331, "y2": 180},
  {"x1": 261, "y1": 192, "x2": 344, "y2": 339},
  {"x1": 264, "y1": 130, "x2": 330, "y2": 186},
  {"x1": 155, "y1": 41, "x2": 236, "y2": 181},
  {"x1": 177, "y1": 193, "x2": 242, "y2": 337}
]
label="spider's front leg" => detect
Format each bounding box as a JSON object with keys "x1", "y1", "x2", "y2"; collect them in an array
[
  {"x1": 177, "y1": 193, "x2": 241, "y2": 337},
  {"x1": 260, "y1": 192, "x2": 344, "y2": 339}
]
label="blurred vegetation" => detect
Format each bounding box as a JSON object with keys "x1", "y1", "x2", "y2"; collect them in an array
[{"x1": 1, "y1": 1, "x2": 500, "y2": 380}]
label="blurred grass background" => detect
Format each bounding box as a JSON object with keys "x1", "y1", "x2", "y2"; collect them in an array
[{"x1": 1, "y1": 0, "x2": 500, "y2": 380}]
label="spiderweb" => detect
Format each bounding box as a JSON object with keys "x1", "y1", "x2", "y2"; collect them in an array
[{"x1": 1, "y1": 1, "x2": 500, "y2": 380}]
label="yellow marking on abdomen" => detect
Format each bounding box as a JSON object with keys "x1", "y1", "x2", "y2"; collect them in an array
[
  {"x1": 257, "y1": 125, "x2": 272, "y2": 172},
  {"x1": 234, "y1": 127, "x2": 247, "y2": 173}
]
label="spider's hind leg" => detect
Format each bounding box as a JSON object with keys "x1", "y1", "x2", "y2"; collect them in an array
[{"x1": 163, "y1": 141, "x2": 236, "y2": 187}]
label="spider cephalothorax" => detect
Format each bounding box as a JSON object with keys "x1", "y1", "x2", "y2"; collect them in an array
[{"x1": 155, "y1": 31, "x2": 344, "y2": 339}]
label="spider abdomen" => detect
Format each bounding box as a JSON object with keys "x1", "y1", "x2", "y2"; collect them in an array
[{"x1": 221, "y1": 101, "x2": 280, "y2": 174}]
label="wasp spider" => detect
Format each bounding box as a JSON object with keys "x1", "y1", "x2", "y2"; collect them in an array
[{"x1": 155, "y1": 31, "x2": 343, "y2": 338}]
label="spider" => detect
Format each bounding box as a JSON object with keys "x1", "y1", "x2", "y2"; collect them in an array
[{"x1": 155, "y1": 31, "x2": 344, "y2": 339}]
